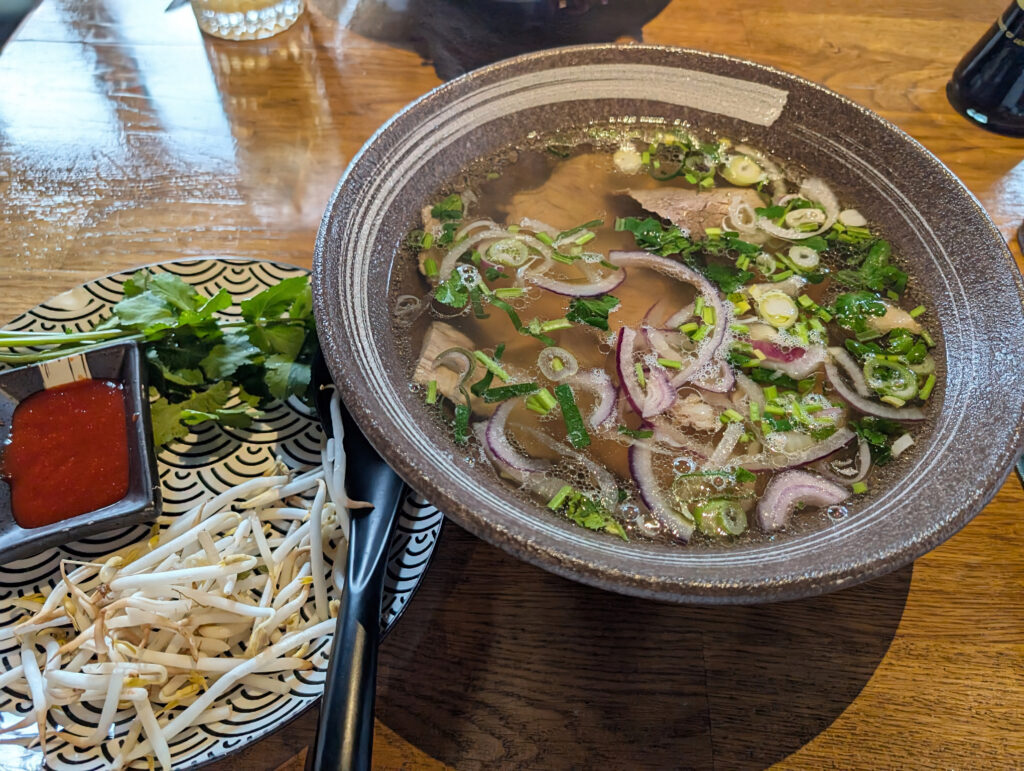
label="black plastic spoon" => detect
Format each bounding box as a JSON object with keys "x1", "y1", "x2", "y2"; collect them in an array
[{"x1": 308, "y1": 349, "x2": 406, "y2": 771}]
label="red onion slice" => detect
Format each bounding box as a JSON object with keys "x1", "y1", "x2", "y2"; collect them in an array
[
  {"x1": 608, "y1": 251, "x2": 728, "y2": 388},
  {"x1": 569, "y1": 369, "x2": 618, "y2": 428},
  {"x1": 641, "y1": 362, "x2": 677, "y2": 419},
  {"x1": 527, "y1": 267, "x2": 625, "y2": 297},
  {"x1": 649, "y1": 419, "x2": 714, "y2": 459},
  {"x1": 744, "y1": 426, "x2": 856, "y2": 471},
  {"x1": 524, "y1": 427, "x2": 617, "y2": 505},
  {"x1": 628, "y1": 444, "x2": 694, "y2": 542},
  {"x1": 824, "y1": 356, "x2": 925, "y2": 421},
  {"x1": 616, "y1": 327, "x2": 646, "y2": 415},
  {"x1": 485, "y1": 401, "x2": 550, "y2": 473},
  {"x1": 760, "y1": 344, "x2": 827, "y2": 379},
  {"x1": 827, "y1": 346, "x2": 870, "y2": 397},
  {"x1": 751, "y1": 338, "x2": 805, "y2": 363},
  {"x1": 692, "y1": 359, "x2": 735, "y2": 393},
  {"x1": 756, "y1": 470, "x2": 850, "y2": 532},
  {"x1": 706, "y1": 422, "x2": 745, "y2": 469}
]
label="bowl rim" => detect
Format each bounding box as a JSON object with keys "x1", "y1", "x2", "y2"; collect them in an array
[{"x1": 314, "y1": 43, "x2": 1024, "y2": 604}]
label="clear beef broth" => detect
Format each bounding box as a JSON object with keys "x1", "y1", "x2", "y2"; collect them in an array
[{"x1": 394, "y1": 126, "x2": 939, "y2": 546}]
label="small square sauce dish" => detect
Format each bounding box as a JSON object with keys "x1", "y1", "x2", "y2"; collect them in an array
[{"x1": 0, "y1": 340, "x2": 161, "y2": 562}]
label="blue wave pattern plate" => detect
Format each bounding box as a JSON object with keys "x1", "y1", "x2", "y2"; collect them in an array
[{"x1": 0, "y1": 259, "x2": 443, "y2": 771}]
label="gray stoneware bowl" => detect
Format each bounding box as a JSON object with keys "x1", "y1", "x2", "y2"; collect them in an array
[{"x1": 313, "y1": 45, "x2": 1024, "y2": 603}]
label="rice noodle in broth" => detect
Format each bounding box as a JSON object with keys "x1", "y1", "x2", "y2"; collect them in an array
[{"x1": 397, "y1": 125, "x2": 940, "y2": 545}]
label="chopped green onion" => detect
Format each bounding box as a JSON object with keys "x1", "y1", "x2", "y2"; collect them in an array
[
  {"x1": 886, "y1": 290, "x2": 900, "y2": 301},
  {"x1": 919, "y1": 373, "x2": 936, "y2": 400},
  {"x1": 794, "y1": 322, "x2": 809, "y2": 346},
  {"x1": 421, "y1": 232, "x2": 435, "y2": 249},
  {"x1": 797, "y1": 377, "x2": 816, "y2": 394},
  {"x1": 423, "y1": 258, "x2": 439, "y2": 278},
  {"x1": 535, "y1": 232, "x2": 554, "y2": 246},
  {"x1": 470, "y1": 342, "x2": 504, "y2": 397},
  {"x1": 852, "y1": 481, "x2": 868, "y2": 495},
  {"x1": 797, "y1": 294, "x2": 814, "y2": 309},
  {"x1": 771, "y1": 269, "x2": 795, "y2": 282},
  {"x1": 554, "y1": 384, "x2": 591, "y2": 448},
  {"x1": 525, "y1": 387, "x2": 557, "y2": 415},
  {"x1": 574, "y1": 232, "x2": 596, "y2": 246},
  {"x1": 880, "y1": 395, "x2": 906, "y2": 407},
  {"x1": 690, "y1": 325, "x2": 710, "y2": 342},
  {"x1": 736, "y1": 254, "x2": 751, "y2": 270},
  {"x1": 473, "y1": 350, "x2": 511, "y2": 382},
  {"x1": 764, "y1": 404, "x2": 786, "y2": 416},
  {"x1": 749, "y1": 402, "x2": 760, "y2": 422},
  {"x1": 618, "y1": 425, "x2": 654, "y2": 439},
  {"x1": 702, "y1": 306, "x2": 716, "y2": 325},
  {"x1": 641, "y1": 150, "x2": 651, "y2": 165},
  {"x1": 426, "y1": 380, "x2": 438, "y2": 405},
  {"x1": 764, "y1": 385, "x2": 778, "y2": 401},
  {"x1": 921, "y1": 329, "x2": 935, "y2": 347},
  {"x1": 817, "y1": 308, "x2": 833, "y2": 323},
  {"x1": 679, "y1": 322, "x2": 699, "y2": 334},
  {"x1": 704, "y1": 227, "x2": 722, "y2": 238},
  {"x1": 657, "y1": 358, "x2": 682, "y2": 369},
  {"x1": 540, "y1": 318, "x2": 573, "y2": 333},
  {"x1": 550, "y1": 252, "x2": 577, "y2": 265},
  {"x1": 453, "y1": 404, "x2": 470, "y2": 445},
  {"x1": 494, "y1": 287, "x2": 524, "y2": 299},
  {"x1": 695, "y1": 296, "x2": 705, "y2": 315},
  {"x1": 547, "y1": 484, "x2": 573, "y2": 510},
  {"x1": 809, "y1": 318, "x2": 825, "y2": 333},
  {"x1": 634, "y1": 362, "x2": 647, "y2": 389},
  {"x1": 483, "y1": 382, "x2": 539, "y2": 403},
  {"x1": 909, "y1": 305, "x2": 926, "y2": 318},
  {"x1": 730, "y1": 323, "x2": 750, "y2": 334},
  {"x1": 721, "y1": 408, "x2": 744, "y2": 423}
]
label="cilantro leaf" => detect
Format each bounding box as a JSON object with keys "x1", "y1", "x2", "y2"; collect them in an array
[
  {"x1": 148, "y1": 272, "x2": 201, "y2": 312},
  {"x1": 200, "y1": 331, "x2": 260, "y2": 380},
  {"x1": 149, "y1": 382, "x2": 263, "y2": 447},
  {"x1": 264, "y1": 354, "x2": 312, "y2": 401},
  {"x1": 110, "y1": 292, "x2": 178, "y2": 330},
  {"x1": 850, "y1": 417, "x2": 904, "y2": 465},
  {"x1": 430, "y1": 193, "x2": 463, "y2": 222},
  {"x1": 833, "y1": 239, "x2": 908, "y2": 294},
  {"x1": 433, "y1": 270, "x2": 469, "y2": 308},
  {"x1": 566, "y1": 294, "x2": 620, "y2": 331},
  {"x1": 755, "y1": 204, "x2": 785, "y2": 219},
  {"x1": 832, "y1": 291, "x2": 887, "y2": 336},
  {"x1": 240, "y1": 276, "x2": 310, "y2": 322},
  {"x1": 701, "y1": 263, "x2": 754, "y2": 293},
  {"x1": 615, "y1": 217, "x2": 698, "y2": 257},
  {"x1": 558, "y1": 492, "x2": 628, "y2": 540},
  {"x1": 248, "y1": 323, "x2": 305, "y2": 358}
]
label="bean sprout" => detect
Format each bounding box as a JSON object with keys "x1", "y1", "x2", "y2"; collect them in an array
[{"x1": 0, "y1": 390, "x2": 363, "y2": 769}]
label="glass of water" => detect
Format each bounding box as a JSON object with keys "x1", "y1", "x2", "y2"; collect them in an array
[{"x1": 191, "y1": 0, "x2": 304, "y2": 41}]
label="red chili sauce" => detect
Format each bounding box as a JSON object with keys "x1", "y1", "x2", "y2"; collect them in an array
[{"x1": 1, "y1": 379, "x2": 130, "y2": 529}]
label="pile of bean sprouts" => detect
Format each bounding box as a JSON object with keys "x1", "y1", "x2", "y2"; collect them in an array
[{"x1": 0, "y1": 391, "x2": 361, "y2": 770}]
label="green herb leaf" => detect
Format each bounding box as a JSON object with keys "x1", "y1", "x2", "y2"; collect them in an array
[
  {"x1": 850, "y1": 416, "x2": 904, "y2": 465},
  {"x1": 832, "y1": 291, "x2": 887, "y2": 336},
  {"x1": 615, "y1": 216, "x2": 698, "y2": 257},
  {"x1": 430, "y1": 193, "x2": 463, "y2": 222},
  {"x1": 554, "y1": 383, "x2": 590, "y2": 448},
  {"x1": 566, "y1": 294, "x2": 620, "y2": 331},
  {"x1": 433, "y1": 270, "x2": 469, "y2": 308},
  {"x1": 200, "y1": 331, "x2": 261, "y2": 381},
  {"x1": 264, "y1": 353, "x2": 311, "y2": 401},
  {"x1": 701, "y1": 263, "x2": 754, "y2": 293},
  {"x1": 240, "y1": 276, "x2": 310, "y2": 322}
]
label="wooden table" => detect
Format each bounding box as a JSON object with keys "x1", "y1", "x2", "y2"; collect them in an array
[{"x1": 2, "y1": 1, "x2": 1022, "y2": 768}]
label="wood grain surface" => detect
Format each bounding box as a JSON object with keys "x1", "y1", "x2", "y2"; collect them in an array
[{"x1": 2, "y1": 1, "x2": 1023, "y2": 769}]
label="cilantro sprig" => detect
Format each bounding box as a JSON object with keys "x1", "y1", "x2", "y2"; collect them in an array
[{"x1": 0, "y1": 269, "x2": 317, "y2": 447}]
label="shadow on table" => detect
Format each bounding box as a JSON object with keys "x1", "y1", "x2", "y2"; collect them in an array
[{"x1": 377, "y1": 524, "x2": 913, "y2": 771}]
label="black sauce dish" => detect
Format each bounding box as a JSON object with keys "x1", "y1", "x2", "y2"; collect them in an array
[{"x1": 0, "y1": 341, "x2": 161, "y2": 562}]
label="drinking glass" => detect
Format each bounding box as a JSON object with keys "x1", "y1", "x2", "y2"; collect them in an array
[{"x1": 191, "y1": 0, "x2": 304, "y2": 41}]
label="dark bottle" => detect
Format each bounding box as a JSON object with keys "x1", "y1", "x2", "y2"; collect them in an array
[{"x1": 947, "y1": 1, "x2": 1024, "y2": 136}]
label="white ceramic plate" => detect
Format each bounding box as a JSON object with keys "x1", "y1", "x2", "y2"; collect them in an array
[{"x1": 0, "y1": 258, "x2": 443, "y2": 771}]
